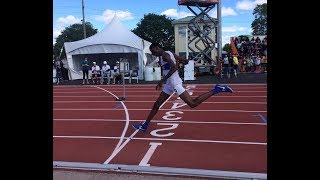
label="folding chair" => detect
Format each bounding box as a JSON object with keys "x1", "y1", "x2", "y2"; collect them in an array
[
  {"x1": 123, "y1": 71, "x2": 131, "y2": 83},
  {"x1": 130, "y1": 69, "x2": 139, "y2": 83}
]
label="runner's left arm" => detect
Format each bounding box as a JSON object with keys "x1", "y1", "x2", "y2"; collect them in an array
[{"x1": 155, "y1": 52, "x2": 178, "y2": 90}]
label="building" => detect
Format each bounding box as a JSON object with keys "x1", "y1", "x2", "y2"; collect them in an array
[
  {"x1": 172, "y1": 16, "x2": 217, "y2": 61},
  {"x1": 172, "y1": 16, "x2": 218, "y2": 74}
]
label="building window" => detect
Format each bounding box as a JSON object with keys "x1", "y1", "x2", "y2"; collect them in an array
[{"x1": 178, "y1": 26, "x2": 186, "y2": 37}]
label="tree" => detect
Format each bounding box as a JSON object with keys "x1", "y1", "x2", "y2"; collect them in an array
[
  {"x1": 223, "y1": 43, "x2": 231, "y2": 55},
  {"x1": 132, "y1": 13, "x2": 175, "y2": 51},
  {"x1": 53, "y1": 22, "x2": 98, "y2": 60},
  {"x1": 251, "y1": 3, "x2": 267, "y2": 35}
]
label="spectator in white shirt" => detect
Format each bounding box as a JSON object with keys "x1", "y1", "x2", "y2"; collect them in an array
[
  {"x1": 91, "y1": 62, "x2": 101, "y2": 84},
  {"x1": 100, "y1": 61, "x2": 111, "y2": 84}
]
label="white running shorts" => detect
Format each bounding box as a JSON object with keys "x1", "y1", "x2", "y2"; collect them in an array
[{"x1": 163, "y1": 83, "x2": 185, "y2": 96}]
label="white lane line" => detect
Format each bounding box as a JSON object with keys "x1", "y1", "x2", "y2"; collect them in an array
[
  {"x1": 53, "y1": 90, "x2": 267, "y2": 93},
  {"x1": 53, "y1": 87, "x2": 267, "y2": 91},
  {"x1": 53, "y1": 136, "x2": 266, "y2": 146},
  {"x1": 54, "y1": 95, "x2": 267, "y2": 98},
  {"x1": 53, "y1": 119, "x2": 267, "y2": 126},
  {"x1": 103, "y1": 93, "x2": 175, "y2": 164},
  {"x1": 103, "y1": 130, "x2": 139, "y2": 164},
  {"x1": 53, "y1": 108, "x2": 266, "y2": 113},
  {"x1": 132, "y1": 137, "x2": 267, "y2": 145},
  {"x1": 53, "y1": 83, "x2": 267, "y2": 88},
  {"x1": 54, "y1": 101, "x2": 267, "y2": 104},
  {"x1": 93, "y1": 86, "x2": 130, "y2": 157},
  {"x1": 159, "y1": 93, "x2": 174, "y2": 109}
]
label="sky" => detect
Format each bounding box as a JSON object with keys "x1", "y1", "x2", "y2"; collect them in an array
[{"x1": 53, "y1": 0, "x2": 267, "y2": 46}]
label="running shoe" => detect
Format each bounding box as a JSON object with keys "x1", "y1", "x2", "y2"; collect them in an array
[
  {"x1": 212, "y1": 84, "x2": 234, "y2": 94},
  {"x1": 132, "y1": 122, "x2": 148, "y2": 132}
]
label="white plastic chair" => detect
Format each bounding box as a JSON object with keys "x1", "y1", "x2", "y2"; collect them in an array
[
  {"x1": 123, "y1": 71, "x2": 131, "y2": 83},
  {"x1": 130, "y1": 69, "x2": 139, "y2": 83}
]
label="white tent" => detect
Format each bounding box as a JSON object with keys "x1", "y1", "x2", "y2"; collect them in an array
[{"x1": 64, "y1": 14, "x2": 153, "y2": 80}]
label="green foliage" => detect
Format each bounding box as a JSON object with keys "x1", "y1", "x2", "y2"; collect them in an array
[
  {"x1": 132, "y1": 13, "x2": 175, "y2": 51},
  {"x1": 251, "y1": 3, "x2": 267, "y2": 35},
  {"x1": 53, "y1": 22, "x2": 98, "y2": 60},
  {"x1": 223, "y1": 43, "x2": 231, "y2": 55}
]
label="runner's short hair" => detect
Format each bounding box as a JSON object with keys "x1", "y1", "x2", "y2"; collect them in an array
[{"x1": 149, "y1": 42, "x2": 162, "y2": 51}]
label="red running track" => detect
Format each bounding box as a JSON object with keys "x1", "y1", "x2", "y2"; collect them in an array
[{"x1": 53, "y1": 84, "x2": 267, "y2": 176}]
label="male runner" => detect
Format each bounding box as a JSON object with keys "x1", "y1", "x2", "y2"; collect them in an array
[{"x1": 133, "y1": 43, "x2": 233, "y2": 132}]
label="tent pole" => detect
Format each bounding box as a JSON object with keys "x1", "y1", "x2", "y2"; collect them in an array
[
  {"x1": 116, "y1": 59, "x2": 126, "y2": 101},
  {"x1": 82, "y1": 0, "x2": 87, "y2": 39},
  {"x1": 123, "y1": 73, "x2": 125, "y2": 99}
]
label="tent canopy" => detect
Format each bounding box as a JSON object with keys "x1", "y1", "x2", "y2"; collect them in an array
[{"x1": 64, "y1": 14, "x2": 153, "y2": 80}]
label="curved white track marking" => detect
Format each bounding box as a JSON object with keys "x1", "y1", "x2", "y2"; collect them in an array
[
  {"x1": 93, "y1": 86, "x2": 130, "y2": 154},
  {"x1": 103, "y1": 92, "x2": 175, "y2": 165},
  {"x1": 103, "y1": 130, "x2": 139, "y2": 164}
]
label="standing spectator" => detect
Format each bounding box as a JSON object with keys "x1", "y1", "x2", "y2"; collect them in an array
[
  {"x1": 251, "y1": 55, "x2": 257, "y2": 72},
  {"x1": 112, "y1": 61, "x2": 121, "y2": 84},
  {"x1": 233, "y1": 54, "x2": 239, "y2": 77},
  {"x1": 59, "y1": 60, "x2": 69, "y2": 81},
  {"x1": 222, "y1": 55, "x2": 230, "y2": 78},
  {"x1": 243, "y1": 55, "x2": 249, "y2": 73},
  {"x1": 247, "y1": 56, "x2": 254, "y2": 72},
  {"x1": 228, "y1": 54, "x2": 234, "y2": 74},
  {"x1": 238, "y1": 55, "x2": 245, "y2": 73},
  {"x1": 81, "y1": 58, "x2": 90, "y2": 84},
  {"x1": 255, "y1": 55, "x2": 262, "y2": 73},
  {"x1": 54, "y1": 60, "x2": 63, "y2": 82}
]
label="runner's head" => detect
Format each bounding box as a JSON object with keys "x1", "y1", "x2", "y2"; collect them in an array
[{"x1": 149, "y1": 42, "x2": 164, "y2": 56}]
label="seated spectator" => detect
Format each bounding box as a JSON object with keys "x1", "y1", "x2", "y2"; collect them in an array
[
  {"x1": 100, "y1": 61, "x2": 111, "y2": 84},
  {"x1": 91, "y1": 62, "x2": 101, "y2": 84}
]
